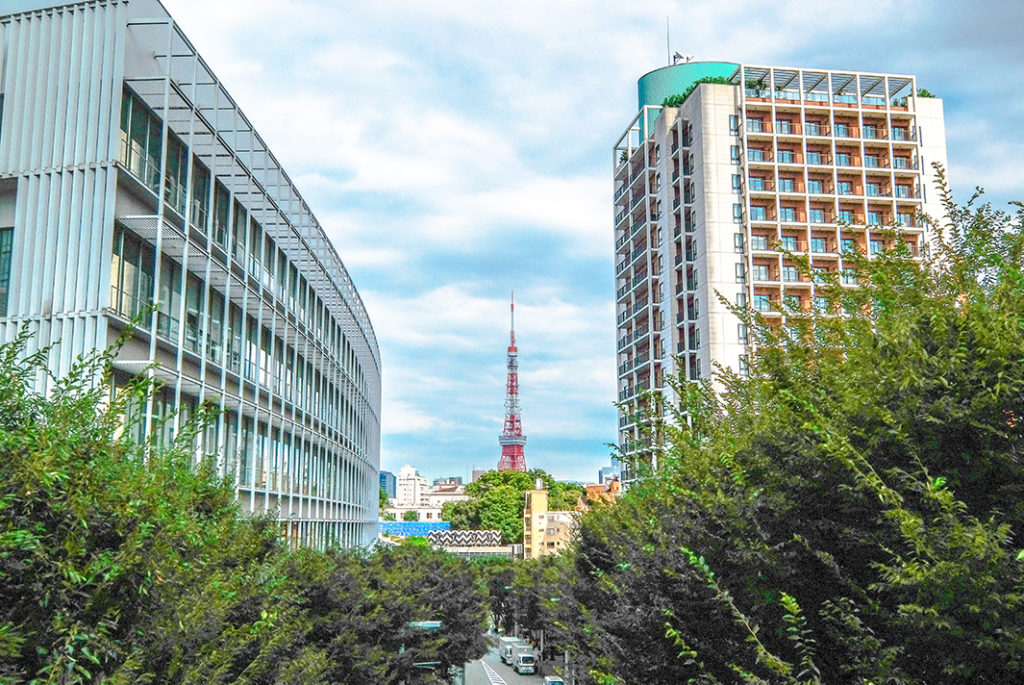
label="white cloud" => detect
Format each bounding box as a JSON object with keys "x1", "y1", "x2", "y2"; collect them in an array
[{"x1": 159, "y1": 0, "x2": 1022, "y2": 483}]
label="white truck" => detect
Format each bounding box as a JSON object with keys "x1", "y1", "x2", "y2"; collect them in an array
[
  {"x1": 512, "y1": 645, "x2": 537, "y2": 675},
  {"x1": 498, "y1": 636, "x2": 526, "y2": 665}
]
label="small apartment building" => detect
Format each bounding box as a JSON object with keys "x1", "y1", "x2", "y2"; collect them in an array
[
  {"x1": 0, "y1": 0, "x2": 382, "y2": 548},
  {"x1": 523, "y1": 481, "x2": 576, "y2": 559},
  {"x1": 613, "y1": 61, "x2": 947, "y2": 474}
]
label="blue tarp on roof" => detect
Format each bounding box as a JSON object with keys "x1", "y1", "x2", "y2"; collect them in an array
[{"x1": 378, "y1": 521, "x2": 450, "y2": 537}]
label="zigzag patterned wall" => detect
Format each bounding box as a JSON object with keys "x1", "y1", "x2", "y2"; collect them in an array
[{"x1": 428, "y1": 529, "x2": 501, "y2": 546}]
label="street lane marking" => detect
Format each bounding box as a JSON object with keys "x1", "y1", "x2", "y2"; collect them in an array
[{"x1": 481, "y1": 661, "x2": 507, "y2": 684}]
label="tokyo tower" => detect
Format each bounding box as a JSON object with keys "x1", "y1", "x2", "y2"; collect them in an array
[{"x1": 497, "y1": 292, "x2": 527, "y2": 471}]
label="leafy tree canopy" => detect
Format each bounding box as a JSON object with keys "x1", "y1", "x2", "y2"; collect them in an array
[
  {"x1": 511, "y1": 178, "x2": 1024, "y2": 684},
  {"x1": 443, "y1": 469, "x2": 583, "y2": 544},
  {"x1": 0, "y1": 331, "x2": 488, "y2": 684}
]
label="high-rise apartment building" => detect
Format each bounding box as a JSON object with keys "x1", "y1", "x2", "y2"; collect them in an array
[
  {"x1": 0, "y1": 0, "x2": 382, "y2": 548},
  {"x1": 613, "y1": 61, "x2": 947, "y2": 469}
]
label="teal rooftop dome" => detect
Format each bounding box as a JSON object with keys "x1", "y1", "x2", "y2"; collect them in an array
[{"x1": 637, "y1": 61, "x2": 739, "y2": 109}]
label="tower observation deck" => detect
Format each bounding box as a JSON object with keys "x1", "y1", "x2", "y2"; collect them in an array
[{"x1": 497, "y1": 293, "x2": 527, "y2": 471}]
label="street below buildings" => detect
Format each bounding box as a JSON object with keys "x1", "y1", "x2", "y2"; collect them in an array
[{"x1": 464, "y1": 643, "x2": 550, "y2": 685}]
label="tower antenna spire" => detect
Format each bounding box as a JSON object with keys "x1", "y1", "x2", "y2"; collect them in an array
[{"x1": 497, "y1": 292, "x2": 527, "y2": 471}]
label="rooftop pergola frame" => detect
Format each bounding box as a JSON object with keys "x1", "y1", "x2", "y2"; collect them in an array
[
  {"x1": 730, "y1": 64, "x2": 916, "y2": 106},
  {"x1": 123, "y1": 14, "x2": 380, "y2": 376}
]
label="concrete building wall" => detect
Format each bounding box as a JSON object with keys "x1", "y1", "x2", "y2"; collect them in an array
[
  {"x1": 613, "y1": 63, "x2": 948, "y2": 473},
  {"x1": 0, "y1": 0, "x2": 382, "y2": 549}
]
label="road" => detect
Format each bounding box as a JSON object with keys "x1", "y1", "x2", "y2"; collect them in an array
[{"x1": 463, "y1": 643, "x2": 549, "y2": 685}]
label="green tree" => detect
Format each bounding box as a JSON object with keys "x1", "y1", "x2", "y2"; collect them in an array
[
  {"x1": 402, "y1": 510, "x2": 420, "y2": 522},
  {"x1": 444, "y1": 469, "x2": 583, "y2": 544},
  {"x1": 0, "y1": 330, "x2": 488, "y2": 684},
  {"x1": 379, "y1": 486, "x2": 390, "y2": 510},
  {"x1": 526, "y1": 184, "x2": 1024, "y2": 683}
]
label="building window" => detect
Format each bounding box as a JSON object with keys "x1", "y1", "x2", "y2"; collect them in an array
[
  {"x1": 776, "y1": 119, "x2": 792, "y2": 134},
  {"x1": 809, "y1": 209, "x2": 826, "y2": 223},
  {"x1": 749, "y1": 206, "x2": 767, "y2": 221},
  {"x1": 865, "y1": 155, "x2": 881, "y2": 168},
  {"x1": 779, "y1": 236, "x2": 797, "y2": 251},
  {"x1": 807, "y1": 180, "x2": 823, "y2": 194},
  {"x1": 732, "y1": 174, "x2": 741, "y2": 189},
  {"x1": 867, "y1": 211, "x2": 881, "y2": 225},
  {"x1": 729, "y1": 115, "x2": 739, "y2": 133},
  {"x1": 190, "y1": 158, "x2": 211, "y2": 232},
  {"x1": 750, "y1": 235, "x2": 768, "y2": 250},
  {"x1": 748, "y1": 177, "x2": 765, "y2": 191},
  {"x1": 119, "y1": 89, "x2": 162, "y2": 192},
  {"x1": 811, "y1": 237, "x2": 827, "y2": 253},
  {"x1": 897, "y1": 212, "x2": 912, "y2": 226},
  {"x1": 777, "y1": 178, "x2": 794, "y2": 192},
  {"x1": 0, "y1": 227, "x2": 12, "y2": 316},
  {"x1": 777, "y1": 149, "x2": 795, "y2": 164},
  {"x1": 870, "y1": 239, "x2": 885, "y2": 254},
  {"x1": 164, "y1": 133, "x2": 188, "y2": 216},
  {"x1": 895, "y1": 185, "x2": 911, "y2": 198},
  {"x1": 754, "y1": 294, "x2": 772, "y2": 312},
  {"x1": 730, "y1": 145, "x2": 740, "y2": 161},
  {"x1": 866, "y1": 183, "x2": 881, "y2": 197},
  {"x1": 110, "y1": 228, "x2": 155, "y2": 321},
  {"x1": 782, "y1": 265, "x2": 799, "y2": 282},
  {"x1": 212, "y1": 180, "x2": 230, "y2": 250},
  {"x1": 746, "y1": 118, "x2": 763, "y2": 133},
  {"x1": 834, "y1": 123, "x2": 849, "y2": 137},
  {"x1": 733, "y1": 204, "x2": 743, "y2": 221},
  {"x1": 841, "y1": 238, "x2": 857, "y2": 252},
  {"x1": 806, "y1": 151, "x2": 822, "y2": 165},
  {"x1": 747, "y1": 149, "x2": 766, "y2": 162},
  {"x1": 836, "y1": 153, "x2": 852, "y2": 167},
  {"x1": 752, "y1": 264, "x2": 771, "y2": 281},
  {"x1": 842, "y1": 269, "x2": 858, "y2": 284},
  {"x1": 839, "y1": 210, "x2": 854, "y2": 223},
  {"x1": 736, "y1": 292, "x2": 747, "y2": 308},
  {"x1": 735, "y1": 263, "x2": 746, "y2": 283},
  {"x1": 838, "y1": 181, "x2": 854, "y2": 195},
  {"x1": 737, "y1": 323, "x2": 748, "y2": 344},
  {"x1": 734, "y1": 233, "x2": 745, "y2": 252},
  {"x1": 780, "y1": 207, "x2": 796, "y2": 222},
  {"x1": 738, "y1": 354, "x2": 750, "y2": 376},
  {"x1": 815, "y1": 296, "x2": 830, "y2": 312}
]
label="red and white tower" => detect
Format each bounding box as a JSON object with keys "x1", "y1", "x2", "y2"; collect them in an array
[{"x1": 497, "y1": 292, "x2": 527, "y2": 471}]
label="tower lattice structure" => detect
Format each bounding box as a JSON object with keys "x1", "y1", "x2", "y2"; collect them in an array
[{"x1": 497, "y1": 293, "x2": 527, "y2": 471}]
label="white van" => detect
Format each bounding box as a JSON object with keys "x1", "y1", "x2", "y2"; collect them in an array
[
  {"x1": 543, "y1": 677, "x2": 566, "y2": 685},
  {"x1": 513, "y1": 646, "x2": 536, "y2": 675}
]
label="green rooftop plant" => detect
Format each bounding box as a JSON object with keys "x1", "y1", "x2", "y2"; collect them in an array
[{"x1": 662, "y1": 76, "x2": 734, "y2": 108}]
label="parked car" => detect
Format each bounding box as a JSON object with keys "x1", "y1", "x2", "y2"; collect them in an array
[{"x1": 543, "y1": 677, "x2": 566, "y2": 685}]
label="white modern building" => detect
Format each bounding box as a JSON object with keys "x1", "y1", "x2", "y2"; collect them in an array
[
  {"x1": 0, "y1": 0, "x2": 382, "y2": 548},
  {"x1": 395, "y1": 464, "x2": 430, "y2": 507},
  {"x1": 613, "y1": 61, "x2": 947, "y2": 470}
]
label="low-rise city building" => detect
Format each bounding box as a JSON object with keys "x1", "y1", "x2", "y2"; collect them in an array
[{"x1": 523, "y1": 480, "x2": 577, "y2": 559}]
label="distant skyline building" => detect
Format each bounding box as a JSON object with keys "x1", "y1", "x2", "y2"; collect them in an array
[
  {"x1": 613, "y1": 61, "x2": 947, "y2": 475},
  {"x1": 396, "y1": 464, "x2": 429, "y2": 507},
  {"x1": 0, "y1": 0, "x2": 383, "y2": 548},
  {"x1": 497, "y1": 293, "x2": 527, "y2": 471},
  {"x1": 380, "y1": 470, "x2": 396, "y2": 499}
]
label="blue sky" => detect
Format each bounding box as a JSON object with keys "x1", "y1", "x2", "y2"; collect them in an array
[{"x1": 162, "y1": 0, "x2": 1023, "y2": 483}]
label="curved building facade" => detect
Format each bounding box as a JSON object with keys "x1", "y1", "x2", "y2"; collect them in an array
[{"x1": 0, "y1": 0, "x2": 382, "y2": 549}]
